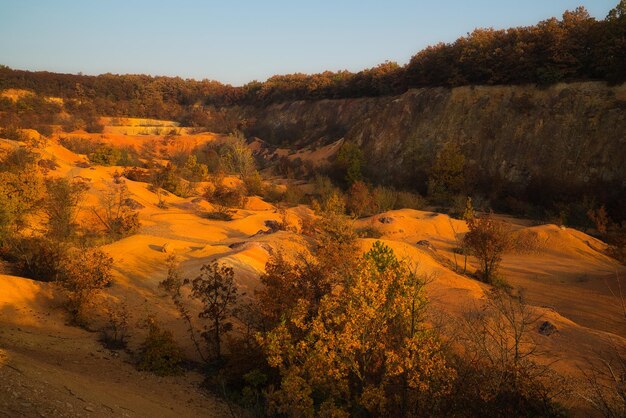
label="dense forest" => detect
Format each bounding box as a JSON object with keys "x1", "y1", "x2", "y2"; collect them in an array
[{"x1": 1, "y1": 3, "x2": 625, "y2": 124}]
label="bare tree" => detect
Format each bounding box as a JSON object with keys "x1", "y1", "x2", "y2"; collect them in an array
[{"x1": 91, "y1": 180, "x2": 140, "y2": 238}]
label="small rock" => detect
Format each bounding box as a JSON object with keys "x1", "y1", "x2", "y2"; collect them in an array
[
  {"x1": 264, "y1": 220, "x2": 281, "y2": 232},
  {"x1": 379, "y1": 216, "x2": 393, "y2": 224},
  {"x1": 538, "y1": 321, "x2": 558, "y2": 336},
  {"x1": 84, "y1": 405, "x2": 95, "y2": 412},
  {"x1": 416, "y1": 240, "x2": 436, "y2": 252}
]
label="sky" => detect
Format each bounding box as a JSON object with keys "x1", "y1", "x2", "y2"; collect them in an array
[{"x1": 0, "y1": 0, "x2": 618, "y2": 86}]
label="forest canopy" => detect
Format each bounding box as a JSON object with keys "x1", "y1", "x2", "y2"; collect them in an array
[{"x1": 1, "y1": 3, "x2": 625, "y2": 122}]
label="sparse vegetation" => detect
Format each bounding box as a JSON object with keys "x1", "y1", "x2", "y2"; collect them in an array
[
  {"x1": 463, "y1": 212, "x2": 513, "y2": 284},
  {"x1": 91, "y1": 180, "x2": 141, "y2": 239}
]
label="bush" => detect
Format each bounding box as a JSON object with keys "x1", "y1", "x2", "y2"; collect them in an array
[
  {"x1": 204, "y1": 183, "x2": 247, "y2": 209},
  {"x1": 243, "y1": 171, "x2": 264, "y2": 196},
  {"x1": 463, "y1": 213, "x2": 513, "y2": 284},
  {"x1": 122, "y1": 167, "x2": 151, "y2": 182},
  {"x1": 57, "y1": 247, "x2": 114, "y2": 322},
  {"x1": 137, "y1": 317, "x2": 183, "y2": 376},
  {"x1": 394, "y1": 190, "x2": 424, "y2": 210},
  {"x1": 89, "y1": 145, "x2": 121, "y2": 166},
  {"x1": 262, "y1": 184, "x2": 285, "y2": 203},
  {"x1": 100, "y1": 302, "x2": 129, "y2": 350},
  {"x1": 282, "y1": 184, "x2": 305, "y2": 207},
  {"x1": 346, "y1": 181, "x2": 375, "y2": 218},
  {"x1": 0, "y1": 126, "x2": 27, "y2": 141},
  {"x1": 203, "y1": 210, "x2": 234, "y2": 221},
  {"x1": 372, "y1": 185, "x2": 397, "y2": 213},
  {"x1": 59, "y1": 136, "x2": 97, "y2": 155},
  {"x1": 92, "y1": 181, "x2": 141, "y2": 239},
  {"x1": 9, "y1": 237, "x2": 67, "y2": 282}
]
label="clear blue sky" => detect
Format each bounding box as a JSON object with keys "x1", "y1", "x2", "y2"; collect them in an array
[{"x1": 0, "y1": 0, "x2": 618, "y2": 86}]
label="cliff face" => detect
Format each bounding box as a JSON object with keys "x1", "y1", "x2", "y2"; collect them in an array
[{"x1": 241, "y1": 82, "x2": 626, "y2": 191}]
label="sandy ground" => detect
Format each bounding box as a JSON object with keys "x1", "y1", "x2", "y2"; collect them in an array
[{"x1": 1, "y1": 129, "x2": 625, "y2": 416}]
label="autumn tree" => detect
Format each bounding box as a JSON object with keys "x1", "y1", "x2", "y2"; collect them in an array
[
  {"x1": 161, "y1": 257, "x2": 240, "y2": 364},
  {"x1": 222, "y1": 136, "x2": 256, "y2": 178},
  {"x1": 57, "y1": 247, "x2": 114, "y2": 322},
  {"x1": 0, "y1": 160, "x2": 45, "y2": 241},
  {"x1": 259, "y1": 242, "x2": 454, "y2": 416},
  {"x1": 307, "y1": 192, "x2": 360, "y2": 284},
  {"x1": 44, "y1": 177, "x2": 89, "y2": 241},
  {"x1": 463, "y1": 213, "x2": 512, "y2": 284},
  {"x1": 346, "y1": 180, "x2": 375, "y2": 218}
]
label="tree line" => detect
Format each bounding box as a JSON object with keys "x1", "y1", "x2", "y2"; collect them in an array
[{"x1": 1, "y1": 3, "x2": 625, "y2": 123}]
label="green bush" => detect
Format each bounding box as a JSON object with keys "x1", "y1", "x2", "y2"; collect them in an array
[
  {"x1": 89, "y1": 145, "x2": 121, "y2": 166},
  {"x1": 137, "y1": 318, "x2": 183, "y2": 376},
  {"x1": 394, "y1": 190, "x2": 424, "y2": 210}
]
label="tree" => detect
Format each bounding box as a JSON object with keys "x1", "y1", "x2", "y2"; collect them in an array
[
  {"x1": 57, "y1": 247, "x2": 113, "y2": 322},
  {"x1": 161, "y1": 258, "x2": 241, "y2": 364},
  {"x1": 451, "y1": 290, "x2": 568, "y2": 416},
  {"x1": 92, "y1": 180, "x2": 140, "y2": 238},
  {"x1": 463, "y1": 213, "x2": 512, "y2": 283},
  {"x1": 222, "y1": 136, "x2": 256, "y2": 178},
  {"x1": 335, "y1": 141, "x2": 364, "y2": 186},
  {"x1": 346, "y1": 180, "x2": 375, "y2": 218},
  {"x1": 188, "y1": 261, "x2": 240, "y2": 362},
  {"x1": 259, "y1": 242, "x2": 454, "y2": 416},
  {"x1": 0, "y1": 166, "x2": 45, "y2": 241},
  {"x1": 181, "y1": 154, "x2": 208, "y2": 182},
  {"x1": 44, "y1": 177, "x2": 89, "y2": 241}
]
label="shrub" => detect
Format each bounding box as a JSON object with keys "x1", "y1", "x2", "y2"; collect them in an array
[
  {"x1": 372, "y1": 185, "x2": 397, "y2": 213},
  {"x1": 89, "y1": 145, "x2": 121, "y2": 166},
  {"x1": 587, "y1": 205, "x2": 609, "y2": 235},
  {"x1": 282, "y1": 184, "x2": 305, "y2": 207},
  {"x1": 204, "y1": 182, "x2": 247, "y2": 210},
  {"x1": 92, "y1": 181, "x2": 141, "y2": 239},
  {"x1": 57, "y1": 247, "x2": 114, "y2": 322},
  {"x1": 1, "y1": 146, "x2": 39, "y2": 171},
  {"x1": 262, "y1": 184, "x2": 285, "y2": 203},
  {"x1": 259, "y1": 243, "x2": 453, "y2": 416},
  {"x1": 59, "y1": 136, "x2": 97, "y2": 155},
  {"x1": 203, "y1": 210, "x2": 234, "y2": 221},
  {"x1": 243, "y1": 171, "x2": 264, "y2": 196},
  {"x1": 0, "y1": 126, "x2": 27, "y2": 141},
  {"x1": 100, "y1": 302, "x2": 130, "y2": 350},
  {"x1": 122, "y1": 167, "x2": 151, "y2": 182},
  {"x1": 334, "y1": 141, "x2": 363, "y2": 186},
  {"x1": 428, "y1": 142, "x2": 465, "y2": 202},
  {"x1": 0, "y1": 168, "x2": 45, "y2": 240},
  {"x1": 346, "y1": 180, "x2": 375, "y2": 218},
  {"x1": 160, "y1": 258, "x2": 240, "y2": 364},
  {"x1": 137, "y1": 317, "x2": 183, "y2": 376},
  {"x1": 394, "y1": 190, "x2": 424, "y2": 210},
  {"x1": 463, "y1": 213, "x2": 513, "y2": 284},
  {"x1": 9, "y1": 237, "x2": 67, "y2": 282},
  {"x1": 44, "y1": 177, "x2": 89, "y2": 241}
]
